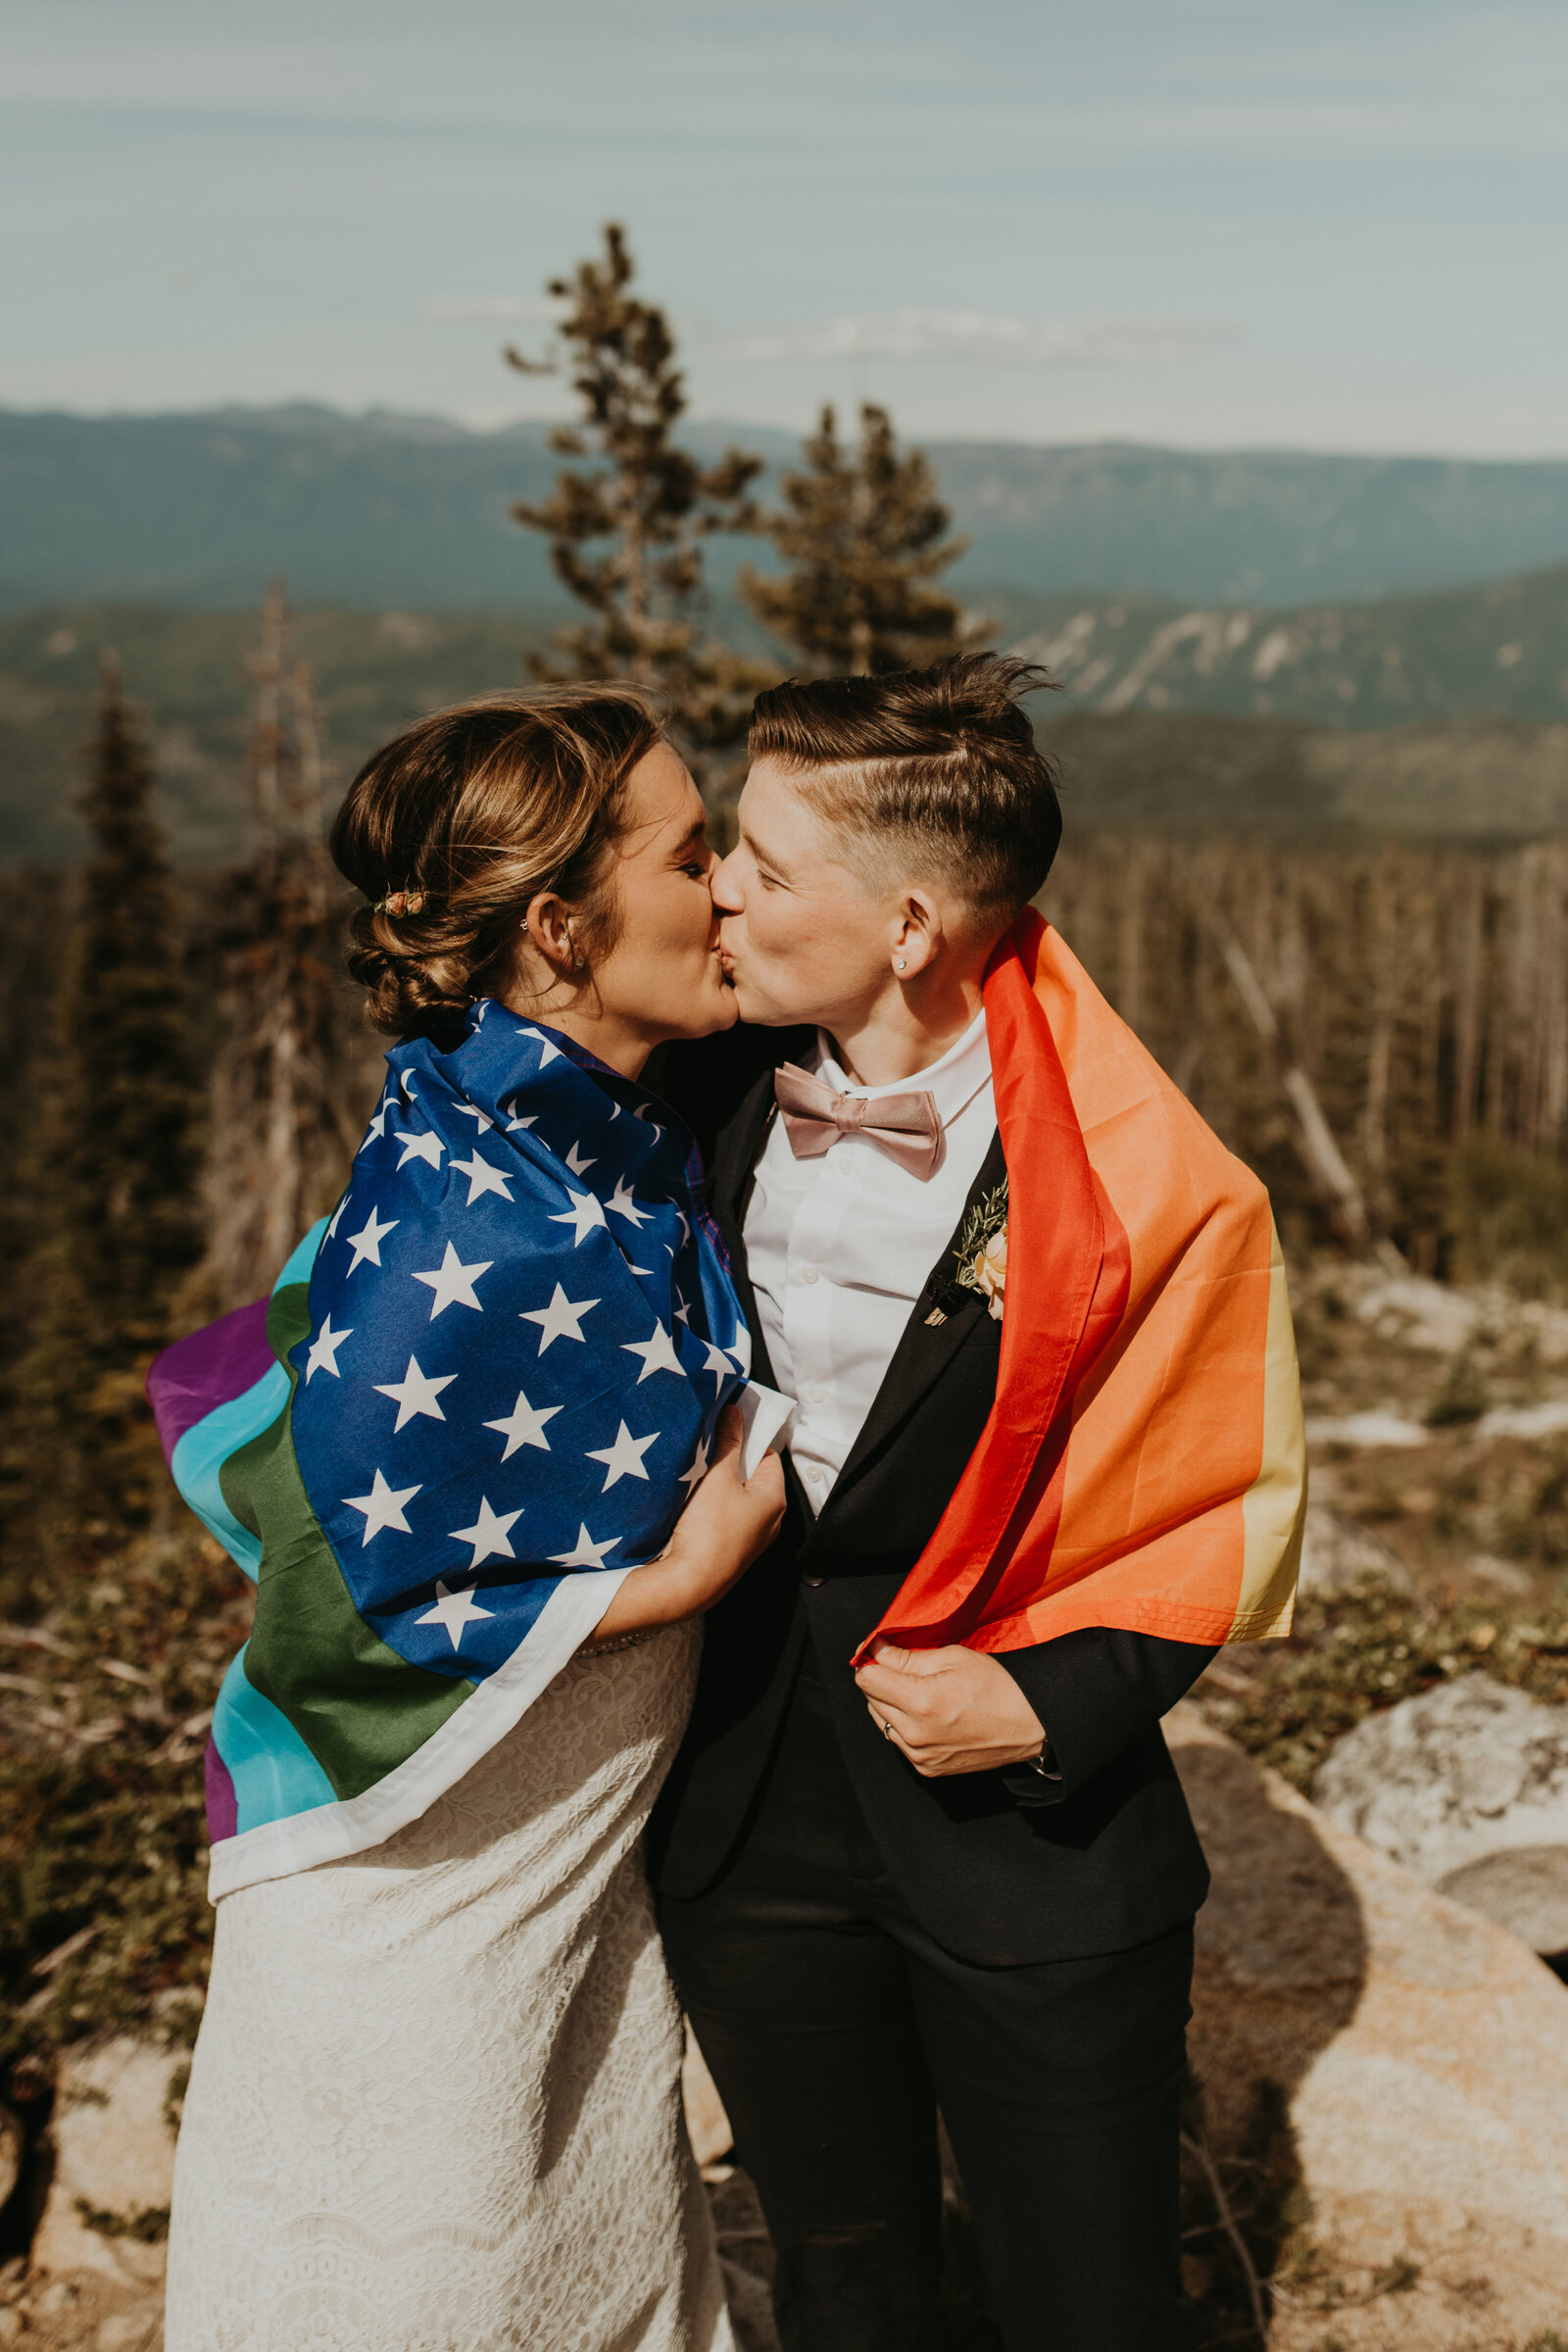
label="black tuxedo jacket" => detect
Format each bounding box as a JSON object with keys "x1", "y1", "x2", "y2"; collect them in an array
[{"x1": 646, "y1": 1023, "x2": 1215, "y2": 1967}]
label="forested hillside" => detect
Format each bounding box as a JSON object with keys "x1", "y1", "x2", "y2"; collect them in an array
[{"x1": 4, "y1": 586, "x2": 1566, "y2": 862}]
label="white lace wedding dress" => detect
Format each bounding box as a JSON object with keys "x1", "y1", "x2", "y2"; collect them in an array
[{"x1": 164, "y1": 1619, "x2": 734, "y2": 2352}]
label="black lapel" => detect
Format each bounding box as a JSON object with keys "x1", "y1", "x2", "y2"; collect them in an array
[{"x1": 815, "y1": 1124, "x2": 1008, "y2": 1509}]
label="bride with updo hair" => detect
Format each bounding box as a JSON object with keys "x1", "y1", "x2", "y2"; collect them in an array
[{"x1": 156, "y1": 686, "x2": 784, "y2": 2352}]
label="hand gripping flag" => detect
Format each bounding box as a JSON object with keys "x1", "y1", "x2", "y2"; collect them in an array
[
  {"x1": 856, "y1": 910, "x2": 1307, "y2": 1666},
  {"x1": 148, "y1": 1006, "x2": 751, "y2": 1900}
]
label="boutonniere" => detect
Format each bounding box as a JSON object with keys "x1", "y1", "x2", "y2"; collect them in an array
[{"x1": 924, "y1": 1182, "x2": 1008, "y2": 1326}]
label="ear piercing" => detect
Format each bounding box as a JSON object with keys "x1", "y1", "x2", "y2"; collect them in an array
[{"x1": 894, "y1": 956, "x2": 907, "y2": 973}]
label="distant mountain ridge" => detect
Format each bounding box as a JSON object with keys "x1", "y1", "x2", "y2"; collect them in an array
[
  {"x1": 997, "y1": 562, "x2": 1568, "y2": 729},
  {"x1": 4, "y1": 404, "x2": 1568, "y2": 611}
]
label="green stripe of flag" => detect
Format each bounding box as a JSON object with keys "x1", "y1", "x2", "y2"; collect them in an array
[{"x1": 220, "y1": 1276, "x2": 471, "y2": 1800}]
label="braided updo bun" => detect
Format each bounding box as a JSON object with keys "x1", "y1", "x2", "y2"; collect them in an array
[{"x1": 330, "y1": 686, "x2": 662, "y2": 1039}]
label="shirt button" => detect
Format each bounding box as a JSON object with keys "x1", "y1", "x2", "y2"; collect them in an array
[
  {"x1": 807, "y1": 1385, "x2": 827, "y2": 1403},
  {"x1": 806, "y1": 1463, "x2": 825, "y2": 1483},
  {"x1": 800, "y1": 1264, "x2": 820, "y2": 1284}
]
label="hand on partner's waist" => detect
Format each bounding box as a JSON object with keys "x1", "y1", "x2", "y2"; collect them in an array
[{"x1": 854, "y1": 1641, "x2": 1047, "y2": 1778}]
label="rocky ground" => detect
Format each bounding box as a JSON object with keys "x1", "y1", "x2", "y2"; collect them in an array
[{"x1": 5, "y1": 1256, "x2": 1568, "y2": 2347}]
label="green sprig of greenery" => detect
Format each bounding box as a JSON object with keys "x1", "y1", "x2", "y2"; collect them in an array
[{"x1": 952, "y1": 1183, "x2": 1008, "y2": 1298}]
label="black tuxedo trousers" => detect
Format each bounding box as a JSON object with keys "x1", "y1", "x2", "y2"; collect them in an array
[
  {"x1": 660, "y1": 1651, "x2": 1201, "y2": 2352},
  {"x1": 647, "y1": 1027, "x2": 1216, "y2": 2348}
]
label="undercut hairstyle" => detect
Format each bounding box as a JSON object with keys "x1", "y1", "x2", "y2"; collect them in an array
[
  {"x1": 331, "y1": 685, "x2": 662, "y2": 1040},
  {"x1": 748, "y1": 653, "x2": 1062, "y2": 930}
]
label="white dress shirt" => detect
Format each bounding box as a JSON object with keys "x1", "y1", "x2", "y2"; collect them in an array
[{"x1": 743, "y1": 1008, "x2": 995, "y2": 1516}]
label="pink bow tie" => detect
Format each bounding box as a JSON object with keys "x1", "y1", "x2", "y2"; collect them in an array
[{"x1": 774, "y1": 1062, "x2": 943, "y2": 1181}]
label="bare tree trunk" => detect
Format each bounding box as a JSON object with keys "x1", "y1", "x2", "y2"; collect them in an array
[{"x1": 1450, "y1": 858, "x2": 1484, "y2": 1143}]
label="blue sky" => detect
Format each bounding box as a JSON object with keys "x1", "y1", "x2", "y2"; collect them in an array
[{"x1": 4, "y1": 0, "x2": 1565, "y2": 452}]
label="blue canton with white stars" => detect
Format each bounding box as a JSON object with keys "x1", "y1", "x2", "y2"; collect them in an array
[{"x1": 289, "y1": 1003, "x2": 751, "y2": 1681}]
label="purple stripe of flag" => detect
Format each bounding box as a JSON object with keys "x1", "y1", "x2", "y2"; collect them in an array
[
  {"x1": 145, "y1": 1298, "x2": 273, "y2": 1465},
  {"x1": 204, "y1": 1736, "x2": 239, "y2": 1844}
]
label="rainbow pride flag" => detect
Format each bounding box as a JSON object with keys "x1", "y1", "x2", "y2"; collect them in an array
[
  {"x1": 149, "y1": 1006, "x2": 749, "y2": 1900},
  {"x1": 859, "y1": 910, "x2": 1307, "y2": 1663}
]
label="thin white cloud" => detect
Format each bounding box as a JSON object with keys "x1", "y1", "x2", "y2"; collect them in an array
[
  {"x1": 424, "y1": 295, "x2": 566, "y2": 323},
  {"x1": 715, "y1": 310, "x2": 1228, "y2": 368}
]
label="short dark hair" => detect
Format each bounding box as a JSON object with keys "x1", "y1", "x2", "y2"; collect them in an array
[{"x1": 748, "y1": 653, "x2": 1061, "y2": 929}]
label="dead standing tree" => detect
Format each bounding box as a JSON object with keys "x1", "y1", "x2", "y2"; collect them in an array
[
  {"x1": 506, "y1": 223, "x2": 772, "y2": 818},
  {"x1": 199, "y1": 584, "x2": 368, "y2": 1308},
  {"x1": 741, "y1": 402, "x2": 983, "y2": 675},
  {"x1": 1038, "y1": 832, "x2": 1568, "y2": 1280}
]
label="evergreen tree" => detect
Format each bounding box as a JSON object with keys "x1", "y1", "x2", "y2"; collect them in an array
[
  {"x1": 68, "y1": 659, "x2": 202, "y2": 1346},
  {"x1": 11, "y1": 660, "x2": 201, "y2": 1567},
  {"x1": 742, "y1": 403, "x2": 981, "y2": 674},
  {"x1": 506, "y1": 223, "x2": 773, "y2": 805}
]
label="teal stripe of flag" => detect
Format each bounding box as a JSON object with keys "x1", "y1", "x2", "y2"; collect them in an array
[
  {"x1": 273, "y1": 1217, "x2": 330, "y2": 1297},
  {"x1": 215, "y1": 1643, "x2": 338, "y2": 1832},
  {"x1": 171, "y1": 1362, "x2": 289, "y2": 1577},
  {"x1": 168, "y1": 1219, "x2": 329, "y2": 1577}
]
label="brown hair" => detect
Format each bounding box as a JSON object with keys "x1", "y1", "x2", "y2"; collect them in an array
[
  {"x1": 748, "y1": 653, "x2": 1062, "y2": 928},
  {"x1": 330, "y1": 685, "x2": 662, "y2": 1039}
]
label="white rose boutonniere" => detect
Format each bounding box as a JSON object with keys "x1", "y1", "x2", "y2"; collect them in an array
[
  {"x1": 972, "y1": 1225, "x2": 1008, "y2": 1321},
  {"x1": 924, "y1": 1182, "x2": 1008, "y2": 1327}
]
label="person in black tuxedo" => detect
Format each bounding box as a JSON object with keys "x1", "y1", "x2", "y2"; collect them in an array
[{"x1": 648, "y1": 657, "x2": 1226, "y2": 2352}]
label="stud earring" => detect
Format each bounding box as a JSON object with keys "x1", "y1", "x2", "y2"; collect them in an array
[{"x1": 895, "y1": 956, "x2": 907, "y2": 973}]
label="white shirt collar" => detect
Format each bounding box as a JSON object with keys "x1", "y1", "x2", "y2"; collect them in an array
[{"x1": 814, "y1": 1005, "x2": 991, "y2": 1133}]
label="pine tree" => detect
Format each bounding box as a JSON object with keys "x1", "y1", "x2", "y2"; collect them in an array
[
  {"x1": 10, "y1": 660, "x2": 201, "y2": 1566},
  {"x1": 506, "y1": 223, "x2": 773, "y2": 807},
  {"x1": 741, "y1": 403, "x2": 981, "y2": 675}
]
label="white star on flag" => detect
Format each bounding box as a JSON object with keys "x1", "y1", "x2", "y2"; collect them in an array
[
  {"x1": 550, "y1": 1523, "x2": 622, "y2": 1570},
  {"x1": 563, "y1": 1138, "x2": 597, "y2": 1176},
  {"x1": 454, "y1": 1102, "x2": 494, "y2": 1133},
  {"x1": 606, "y1": 1175, "x2": 653, "y2": 1227},
  {"x1": 373, "y1": 1354, "x2": 457, "y2": 1431},
  {"x1": 549, "y1": 1189, "x2": 608, "y2": 1245},
  {"x1": 728, "y1": 1323, "x2": 754, "y2": 1374},
  {"x1": 623, "y1": 1321, "x2": 686, "y2": 1383},
  {"x1": 520, "y1": 1284, "x2": 600, "y2": 1350},
  {"x1": 413, "y1": 1242, "x2": 492, "y2": 1317},
  {"x1": 634, "y1": 1105, "x2": 664, "y2": 1141},
  {"x1": 675, "y1": 1212, "x2": 692, "y2": 1246},
  {"x1": 395, "y1": 1128, "x2": 445, "y2": 1172},
  {"x1": 416, "y1": 1578, "x2": 495, "y2": 1650},
  {"x1": 505, "y1": 1106, "x2": 537, "y2": 1132},
  {"x1": 484, "y1": 1390, "x2": 562, "y2": 1459},
  {"x1": 360, "y1": 1099, "x2": 392, "y2": 1148},
  {"x1": 448, "y1": 1494, "x2": 523, "y2": 1569},
  {"x1": 326, "y1": 1195, "x2": 350, "y2": 1241},
  {"x1": 586, "y1": 1421, "x2": 661, "y2": 1491},
  {"x1": 343, "y1": 1469, "x2": 419, "y2": 1544},
  {"x1": 452, "y1": 1151, "x2": 514, "y2": 1205},
  {"x1": 304, "y1": 1314, "x2": 353, "y2": 1383},
  {"x1": 346, "y1": 1206, "x2": 398, "y2": 1271},
  {"x1": 618, "y1": 1251, "x2": 654, "y2": 1277},
  {"x1": 700, "y1": 1339, "x2": 734, "y2": 1387},
  {"x1": 677, "y1": 1433, "x2": 710, "y2": 1494},
  {"x1": 516, "y1": 1024, "x2": 564, "y2": 1064},
  {"x1": 673, "y1": 1294, "x2": 692, "y2": 1327}
]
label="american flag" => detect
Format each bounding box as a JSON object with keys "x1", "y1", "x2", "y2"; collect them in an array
[{"x1": 149, "y1": 1004, "x2": 749, "y2": 1897}]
